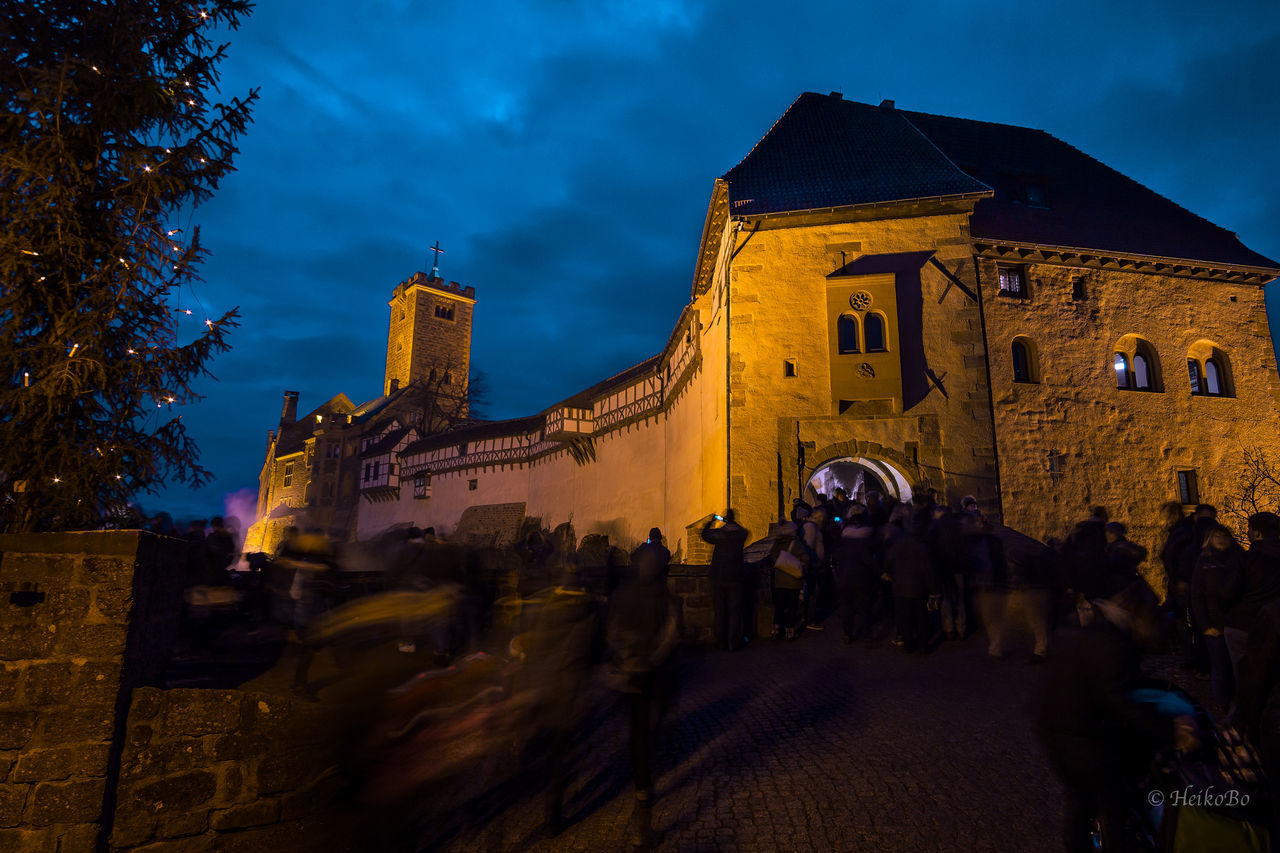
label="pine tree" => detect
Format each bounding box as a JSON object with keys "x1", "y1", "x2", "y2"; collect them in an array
[{"x1": 0, "y1": 1, "x2": 259, "y2": 531}]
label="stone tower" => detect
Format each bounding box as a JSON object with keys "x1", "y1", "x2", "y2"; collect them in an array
[{"x1": 383, "y1": 272, "x2": 476, "y2": 397}]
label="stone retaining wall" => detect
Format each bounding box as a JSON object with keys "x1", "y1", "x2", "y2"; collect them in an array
[
  {"x1": 0, "y1": 531, "x2": 185, "y2": 852},
  {"x1": 109, "y1": 688, "x2": 344, "y2": 852}
]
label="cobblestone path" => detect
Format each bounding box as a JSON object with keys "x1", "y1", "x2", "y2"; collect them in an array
[{"x1": 445, "y1": 624, "x2": 1070, "y2": 853}]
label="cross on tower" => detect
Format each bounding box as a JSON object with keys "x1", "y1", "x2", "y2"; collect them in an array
[{"x1": 429, "y1": 240, "x2": 445, "y2": 278}]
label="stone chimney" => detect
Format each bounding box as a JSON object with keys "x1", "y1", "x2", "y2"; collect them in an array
[{"x1": 280, "y1": 391, "x2": 299, "y2": 425}]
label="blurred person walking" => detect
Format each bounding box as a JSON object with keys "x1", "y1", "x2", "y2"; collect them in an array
[
  {"x1": 608, "y1": 531, "x2": 681, "y2": 849},
  {"x1": 1191, "y1": 525, "x2": 1246, "y2": 713}
]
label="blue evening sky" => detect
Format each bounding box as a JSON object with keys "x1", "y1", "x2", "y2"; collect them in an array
[{"x1": 153, "y1": 0, "x2": 1280, "y2": 521}]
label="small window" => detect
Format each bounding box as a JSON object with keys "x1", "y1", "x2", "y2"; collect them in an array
[
  {"x1": 837, "y1": 315, "x2": 860, "y2": 354},
  {"x1": 1177, "y1": 470, "x2": 1199, "y2": 506},
  {"x1": 1024, "y1": 183, "x2": 1047, "y2": 208},
  {"x1": 413, "y1": 474, "x2": 427, "y2": 499},
  {"x1": 372, "y1": 460, "x2": 380, "y2": 479},
  {"x1": 1133, "y1": 353, "x2": 1152, "y2": 390},
  {"x1": 326, "y1": 443, "x2": 340, "y2": 458},
  {"x1": 864, "y1": 314, "x2": 887, "y2": 352},
  {"x1": 1187, "y1": 359, "x2": 1203, "y2": 395},
  {"x1": 997, "y1": 267, "x2": 1027, "y2": 297},
  {"x1": 1115, "y1": 353, "x2": 1130, "y2": 389},
  {"x1": 1012, "y1": 339, "x2": 1035, "y2": 383},
  {"x1": 435, "y1": 303, "x2": 455, "y2": 321},
  {"x1": 468, "y1": 478, "x2": 478, "y2": 491},
  {"x1": 784, "y1": 360, "x2": 797, "y2": 378},
  {"x1": 1071, "y1": 277, "x2": 1087, "y2": 301},
  {"x1": 1205, "y1": 359, "x2": 1223, "y2": 396},
  {"x1": 282, "y1": 462, "x2": 294, "y2": 487},
  {"x1": 363, "y1": 462, "x2": 370, "y2": 481}
]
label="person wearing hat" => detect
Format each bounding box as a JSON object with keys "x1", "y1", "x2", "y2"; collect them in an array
[{"x1": 703, "y1": 510, "x2": 750, "y2": 652}]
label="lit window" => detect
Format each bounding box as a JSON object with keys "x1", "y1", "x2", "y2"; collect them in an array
[
  {"x1": 1133, "y1": 353, "x2": 1151, "y2": 390},
  {"x1": 998, "y1": 267, "x2": 1026, "y2": 296},
  {"x1": 865, "y1": 314, "x2": 887, "y2": 352},
  {"x1": 1205, "y1": 359, "x2": 1223, "y2": 396},
  {"x1": 1115, "y1": 353, "x2": 1130, "y2": 389},
  {"x1": 837, "y1": 315, "x2": 860, "y2": 354}
]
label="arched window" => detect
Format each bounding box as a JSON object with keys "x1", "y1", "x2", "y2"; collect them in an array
[
  {"x1": 1115, "y1": 353, "x2": 1130, "y2": 389},
  {"x1": 864, "y1": 313, "x2": 887, "y2": 352},
  {"x1": 1115, "y1": 336, "x2": 1163, "y2": 392},
  {"x1": 1205, "y1": 359, "x2": 1223, "y2": 396},
  {"x1": 1012, "y1": 338, "x2": 1038, "y2": 383},
  {"x1": 1187, "y1": 341, "x2": 1234, "y2": 398},
  {"x1": 837, "y1": 314, "x2": 860, "y2": 354},
  {"x1": 1133, "y1": 352, "x2": 1152, "y2": 390}
]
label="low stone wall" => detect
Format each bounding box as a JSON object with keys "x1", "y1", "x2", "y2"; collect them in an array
[
  {"x1": 110, "y1": 687, "x2": 344, "y2": 852},
  {"x1": 0, "y1": 531, "x2": 185, "y2": 852}
]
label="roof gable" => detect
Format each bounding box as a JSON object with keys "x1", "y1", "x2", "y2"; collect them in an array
[
  {"x1": 722, "y1": 92, "x2": 991, "y2": 216},
  {"x1": 723, "y1": 92, "x2": 1278, "y2": 272},
  {"x1": 901, "y1": 109, "x2": 1279, "y2": 271}
]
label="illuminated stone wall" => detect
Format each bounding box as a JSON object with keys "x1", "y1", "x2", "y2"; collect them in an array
[
  {"x1": 384, "y1": 274, "x2": 474, "y2": 397},
  {"x1": 981, "y1": 256, "x2": 1280, "y2": 561},
  {"x1": 724, "y1": 205, "x2": 1001, "y2": 540}
]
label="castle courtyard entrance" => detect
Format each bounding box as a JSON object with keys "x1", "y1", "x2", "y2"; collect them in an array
[{"x1": 804, "y1": 456, "x2": 913, "y2": 505}]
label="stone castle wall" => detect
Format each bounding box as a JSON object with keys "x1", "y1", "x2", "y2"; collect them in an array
[
  {"x1": 109, "y1": 688, "x2": 345, "y2": 851},
  {"x1": 0, "y1": 531, "x2": 186, "y2": 851},
  {"x1": 981, "y1": 256, "x2": 1280, "y2": 567},
  {"x1": 726, "y1": 207, "x2": 1001, "y2": 537}
]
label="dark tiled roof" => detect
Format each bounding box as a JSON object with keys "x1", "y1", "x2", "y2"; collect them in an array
[
  {"x1": 399, "y1": 415, "x2": 544, "y2": 456},
  {"x1": 900, "y1": 109, "x2": 1279, "y2": 270},
  {"x1": 722, "y1": 93, "x2": 991, "y2": 216},
  {"x1": 725, "y1": 92, "x2": 1278, "y2": 271},
  {"x1": 396, "y1": 356, "x2": 663, "y2": 456},
  {"x1": 359, "y1": 426, "x2": 411, "y2": 458}
]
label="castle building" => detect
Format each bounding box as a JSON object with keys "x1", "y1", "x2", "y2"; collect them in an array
[{"x1": 249, "y1": 93, "x2": 1280, "y2": 562}]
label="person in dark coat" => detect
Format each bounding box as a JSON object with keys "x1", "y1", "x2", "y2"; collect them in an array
[
  {"x1": 883, "y1": 508, "x2": 938, "y2": 653},
  {"x1": 1036, "y1": 581, "x2": 1197, "y2": 853},
  {"x1": 927, "y1": 504, "x2": 968, "y2": 640},
  {"x1": 702, "y1": 512, "x2": 749, "y2": 651},
  {"x1": 610, "y1": 534, "x2": 680, "y2": 849},
  {"x1": 1190, "y1": 525, "x2": 1245, "y2": 713},
  {"x1": 832, "y1": 510, "x2": 879, "y2": 644},
  {"x1": 1102, "y1": 522, "x2": 1147, "y2": 599},
  {"x1": 1158, "y1": 502, "x2": 1195, "y2": 652},
  {"x1": 1224, "y1": 512, "x2": 1280, "y2": 686},
  {"x1": 1229, "y1": 592, "x2": 1280, "y2": 848},
  {"x1": 1063, "y1": 507, "x2": 1109, "y2": 605}
]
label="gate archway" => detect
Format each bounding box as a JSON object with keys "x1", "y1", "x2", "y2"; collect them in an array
[{"x1": 803, "y1": 456, "x2": 914, "y2": 506}]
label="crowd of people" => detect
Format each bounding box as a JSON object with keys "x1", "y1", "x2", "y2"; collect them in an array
[{"x1": 153, "y1": 494, "x2": 1280, "y2": 850}]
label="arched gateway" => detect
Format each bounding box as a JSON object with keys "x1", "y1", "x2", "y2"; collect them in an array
[{"x1": 804, "y1": 456, "x2": 914, "y2": 506}]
